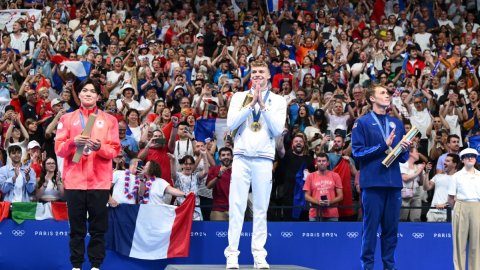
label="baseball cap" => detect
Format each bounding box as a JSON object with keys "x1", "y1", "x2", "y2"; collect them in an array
[
  {"x1": 459, "y1": 148, "x2": 479, "y2": 159},
  {"x1": 313, "y1": 109, "x2": 325, "y2": 120},
  {"x1": 4, "y1": 105, "x2": 15, "y2": 113},
  {"x1": 196, "y1": 33, "x2": 204, "y2": 38},
  {"x1": 27, "y1": 140, "x2": 41, "y2": 149},
  {"x1": 51, "y1": 98, "x2": 64, "y2": 107},
  {"x1": 174, "y1": 85, "x2": 185, "y2": 93}
]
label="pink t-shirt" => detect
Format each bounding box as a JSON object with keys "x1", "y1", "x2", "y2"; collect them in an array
[{"x1": 303, "y1": 171, "x2": 343, "y2": 218}]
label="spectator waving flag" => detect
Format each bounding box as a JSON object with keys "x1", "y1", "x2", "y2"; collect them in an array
[
  {"x1": 51, "y1": 55, "x2": 91, "y2": 80},
  {"x1": 266, "y1": 0, "x2": 283, "y2": 13},
  {"x1": 194, "y1": 118, "x2": 229, "y2": 144},
  {"x1": 106, "y1": 193, "x2": 195, "y2": 260}
]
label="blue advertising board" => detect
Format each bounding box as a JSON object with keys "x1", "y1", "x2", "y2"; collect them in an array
[{"x1": 0, "y1": 221, "x2": 453, "y2": 270}]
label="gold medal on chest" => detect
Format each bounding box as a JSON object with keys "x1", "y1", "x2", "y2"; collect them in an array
[{"x1": 250, "y1": 122, "x2": 261, "y2": 132}]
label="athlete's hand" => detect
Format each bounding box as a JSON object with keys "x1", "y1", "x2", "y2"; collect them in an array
[
  {"x1": 74, "y1": 135, "x2": 89, "y2": 147},
  {"x1": 385, "y1": 129, "x2": 396, "y2": 147},
  {"x1": 400, "y1": 138, "x2": 412, "y2": 151}
]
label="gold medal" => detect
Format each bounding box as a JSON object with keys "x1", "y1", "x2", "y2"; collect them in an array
[{"x1": 250, "y1": 122, "x2": 261, "y2": 132}]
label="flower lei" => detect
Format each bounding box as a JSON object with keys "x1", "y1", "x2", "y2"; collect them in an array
[
  {"x1": 124, "y1": 169, "x2": 140, "y2": 200},
  {"x1": 140, "y1": 176, "x2": 156, "y2": 204}
]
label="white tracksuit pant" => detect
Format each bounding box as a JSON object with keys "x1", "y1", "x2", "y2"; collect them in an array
[{"x1": 224, "y1": 155, "x2": 273, "y2": 259}]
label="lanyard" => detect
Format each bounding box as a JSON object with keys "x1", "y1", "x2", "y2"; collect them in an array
[
  {"x1": 370, "y1": 112, "x2": 390, "y2": 140},
  {"x1": 79, "y1": 109, "x2": 98, "y2": 129},
  {"x1": 250, "y1": 89, "x2": 270, "y2": 122}
]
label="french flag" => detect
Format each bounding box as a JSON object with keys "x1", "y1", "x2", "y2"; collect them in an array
[
  {"x1": 266, "y1": 0, "x2": 283, "y2": 13},
  {"x1": 194, "y1": 118, "x2": 229, "y2": 146},
  {"x1": 106, "y1": 193, "x2": 195, "y2": 260},
  {"x1": 51, "y1": 55, "x2": 91, "y2": 81}
]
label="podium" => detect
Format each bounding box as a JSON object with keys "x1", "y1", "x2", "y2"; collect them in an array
[{"x1": 165, "y1": 265, "x2": 315, "y2": 270}]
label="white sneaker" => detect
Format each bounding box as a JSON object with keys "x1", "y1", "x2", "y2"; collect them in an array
[
  {"x1": 253, "y1": 256, "x2": 270, "y2": 269},
  {"x1": 72, "y1": 268, "x2": 81, "y2": 270},
  {"x1": 91, "y1": 268, "x2": 99, "y2": 270},
  {"x1": 226, "y1": 255, "x2": 239, "y2": 269}
]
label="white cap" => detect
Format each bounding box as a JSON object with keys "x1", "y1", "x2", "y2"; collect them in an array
[
  {"x1": 174, "y1": 85, "x2": 185, "y2": 92},
  {"x1": 459, "y1": 148, "x2": 479, "y2": 158},
  {"x1": 51, "y1": 98, "x2": 63, "y2": 107},
  {"x1": 196, "y1": 33, "x2": 204, "y2": 38},
  {"x1": 27, "y1": 140, "x2": 40, "y2": 149}
]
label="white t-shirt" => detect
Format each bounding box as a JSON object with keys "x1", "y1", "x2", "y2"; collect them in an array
[
  {"x1": 107, "y1": 70, "x2": 132, "y2": 99},
  {"x1": 173, "y1": 139, "x2": 194, "y2": 172},
  {"x1": 431, "y1": 88, "x2": 444, "y2": 101},
  {"x1": 193, "y1": 55, "x2": 212, "y2": 66},
  {"x1": 10, "y1": 32, "x2": 29, "y2": 53},
  {"x1": 116, "y1": 99, "x2": 140, "y2": 112},
  {"x1": 438, "y1": 19, "x2": 454, "y2": 29},
  {"x1": 112, "y1": 170, "x2": 138, "y2": 204},
  {"x1": 429, "y1": 173, "x2": 452, "y2": 207},
  {"x1": 409, "y1": 106, "x2": 431, "y2": 139},
  {"x1": 147, "y1": 177, "x2": 170, "y2": 205},
  {"x1": 414, "y1": 32, "x2": 432, "y2": 52}
]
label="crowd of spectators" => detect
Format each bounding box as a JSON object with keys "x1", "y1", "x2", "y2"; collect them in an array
[{"x1": 0, "y1": 0, "x2": 479, "y2": 222}]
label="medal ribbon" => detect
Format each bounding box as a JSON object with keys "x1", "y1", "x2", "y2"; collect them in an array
[
  {"x1": 370, "y1": 112, "x2": 390, "y2": 141},
  {"x1": 79, "y1": 109, "x2": 98, "y2": 129}
]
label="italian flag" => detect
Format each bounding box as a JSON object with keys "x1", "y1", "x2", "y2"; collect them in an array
[
  {"x1": 0, "y1": 202, "x2": 10, "y2": 222},
  {"x1": 11, "y1": 202, "x2": 68, "y2": 224}
]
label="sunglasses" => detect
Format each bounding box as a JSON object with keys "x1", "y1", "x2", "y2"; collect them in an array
[{"x1": 462, "y1": 154, "x2": 477, "y2": 159}]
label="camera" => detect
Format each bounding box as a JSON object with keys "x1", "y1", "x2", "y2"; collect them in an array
[{"x1": 154, "y1": 138, "x2": 166, "y2": 145}]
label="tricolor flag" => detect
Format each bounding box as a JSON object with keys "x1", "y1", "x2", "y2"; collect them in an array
[
  {"x1": 11, "y1": 202, "x2": 68, "y2": 224},
  {"x1": 51, "y1": 54, "x2": 91, "y2": 80},
  {"x1": 266, "y1": 0, "x2": 283, "y2": 13},
  {"x1": 0, "y1": 202, "x2": 10, "y2": 222},
  {"x1": 106, "y1": 193, "x2": 195, "y2": 260},
  {"x1": 194, "y1": 118, "x2": 229, "y2": 145},
  {"x1": 333, "y1": 159, "x2": 354, "y2": 217},
  {"x1": 469, "y1": 135, "x2": 480, "y2": 163}
]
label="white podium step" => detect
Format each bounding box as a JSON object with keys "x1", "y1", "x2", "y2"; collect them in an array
[{"x1": 165, "y1": 265, "x2": 315, "y2": 270}]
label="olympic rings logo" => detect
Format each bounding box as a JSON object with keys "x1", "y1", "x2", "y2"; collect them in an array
[
  {"x1": 11, "y1": 230, "x2": 25, "y2": 237},
  {"x1": 216, "y1": 231, "x2": 228, "y2": 238},
  {"x1": 346, "y1": 232, "x2": 359, "y2": 238},
  {"x1": 412, "y1": 233, "x2": 424, "y2": 239},
  {"x1": 280, "y1": 232, "x2": 293, "y2": 238}
]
